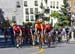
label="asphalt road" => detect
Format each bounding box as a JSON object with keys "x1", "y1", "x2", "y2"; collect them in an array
[{"x1": 0, "y1": 43, "x2": 75, "y2": 54}]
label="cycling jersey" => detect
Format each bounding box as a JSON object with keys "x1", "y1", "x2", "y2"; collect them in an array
[
  {"x1": 13, "y1": 25, "x2": 21, "y2": 32},
  {"x1": 35, "y1": 24, "x2": 41, "y2": 29},
  {"x1": 13, "y1": 25, "x2": 21, "y2": 36},
  {"x1": 35, "y1": 23, "x2": 42, "y2": 34},
  {"x1": 45, "y1": 24, "x2": 52, "y2": 32},
  {"x1": 41, "y1": 24, "x2": 45, "y2": 30}
]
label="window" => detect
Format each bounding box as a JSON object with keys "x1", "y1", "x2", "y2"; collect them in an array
[
  {"x1": 56, "y1": 1, "x2": 59, "y2": 9},
  {"x1": 34, "y1": 1, "x2": 38, "y2": 6},
  {"x1": 30, "y1": 15, "x2": 34, "y2": 21},
  {"x1": 53, "y1": 1, "x2": 55, "y2": 8},
  {"x1": 35, "y1": 15, "x2": 39, "y2": 20},
  {"x1": 50, "y1": 6, "x2": 52, "y2": 8},
  {"x1": 45, "y1": 7, "x2": 50, "y2": 13},
  {"x1": 35, "y1": 8, "x2": 38, "y2": 13},
  {"x1": 50, "y1": 1, "x2": 52, "y2": 8},
  {"x1": 57, "y1": 1, "x2": 59, "y2": 5},
  {"x1": 25, "y1": 8, "x2": 29, "y2": 14},
  {"x1": 26, "y1": 15, "x2": 29, "y2": 21},
  {"x1": 40, "y1": 2, "x2": 44, "y2": 9},
  {"x1": 24, "y1": 1, "x2": 27, "y2": 6},
  {"x1": 30, "y1": 8, "x2": 33, "y2": 14},
  {"x1": 16, "y1": 1, "x2": 21, "y2": 8},
  {"x1": 12, "y1": 16, "x2": 16, "y2": 21},
  {"x1": 56, "y1": 6, "x2": 59, "y2": 9}
]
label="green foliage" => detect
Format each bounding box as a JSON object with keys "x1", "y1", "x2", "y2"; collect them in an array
[
  {"x1": 51, "y1": 0, "x2": 70, "y2": 27},
  {"x1": 50, "y1": 11, "x2": 60, "y2": 18},
  {"x1": 43, "y1": 17, "x2": 50, "y2": 21},
  {"x1": 27, "y1": 22, "x2": 32, "y2": 26},
  {"x1": 60, "y1": 0, "x2": 70, "y2": 26},
  {"x1": 23, "y1": 22, "x2": 32, "y2": 27},
  {"x1": 63, "y1": 0, "x2": 69, "y2": 8}
]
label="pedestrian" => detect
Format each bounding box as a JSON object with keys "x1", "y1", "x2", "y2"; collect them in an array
[
  {"x1": 61, "y1": 27, "x2": 67, "y2": 41},
  {"x1": 9, "y1": 26, "x2": 15, "y2": 46},
  {"x1": 3, "y1": 20, "x2": 10, "y2": 45}
]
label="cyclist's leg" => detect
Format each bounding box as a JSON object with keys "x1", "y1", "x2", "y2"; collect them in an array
[
  {"x1": 32, "y1": 34, "x2": 36, "y2": 46},
  {"x1": 36, "y1": 32, "x2": 39, "y2": 44},
  {"x1": 16, "y1": 36, "x2": 20, "y2": 48},
  {"x1": 47, "y1": 32, "x2": 52, "y2": 48},
  {"x1": 41, "y1": 32, "x2": 44, "y2": 45},
  {"x1": 39, "y1": 33, "x2": 42, "y2": 48},
  {"x1": 18, "y1": 36, "x2": 22, "y2": 47},
  {"x1": 34, "y1": 32, "x2": 38, "y2": 45},
  {"x1": 48, "y1": 36, "x2": 50, "y2": 47},
  {"x1": 45, "y1": 33, "x2": 47, "y2": 43},
  {"x1": 39, "y1": 30, "x2": 44, "y2": 48},
  {"x1": 4, "y1": 29, "x2": 8, "y2": 44},
  {"x1": 16, "y1": 36, "x2": 23, "y2": 48}
]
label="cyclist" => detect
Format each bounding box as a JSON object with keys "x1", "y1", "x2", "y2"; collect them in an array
[
  {"x1": 12, "y1": 21, "x2": 22, "y2": 48},
  {"x1": 40, "y1": 22, "x2": 46, "y2": 45},
  {"x1": 45, "y1": 23, "x2": 52, "y2": 47},
  {"x1": 35, "y1": 20, "x2": 42, "y2": 48}
]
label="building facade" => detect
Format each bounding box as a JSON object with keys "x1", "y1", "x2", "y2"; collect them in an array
[
  {"x1": 48, "y1": 0, "x2": 63, "y2": 26},
  {"x1": 0, "y1": 0, "x2": 63, "y2": 25},
  {"x1": 0, "y1": 0, "x2": 23, "y2": 25},
  {"x1": 68, "y1": 0, "x2": 75, "y2": 14},
  {"x1": 23, "y1": 0, "x2": 63, "y2": 25}
]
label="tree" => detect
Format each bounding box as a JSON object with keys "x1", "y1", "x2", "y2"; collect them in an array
[
  {"x1": 50, "y1": 11, "x2": 60, "y2": 19},
  {"x1": 50, "y1": 11, "x2": 61, "y2": 28},
  {"x1": 50, "y1": 0, "x2": 70, "y2": 27},
  {"x1": 60, "y1": 0, "x2": 70, "y2": 26}
]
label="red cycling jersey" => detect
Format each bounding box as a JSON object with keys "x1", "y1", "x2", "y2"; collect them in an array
[
  {"x1": 45, "y1": 24, "x2": 52, "y2": 31},
  {"x1": 13, "y1": 25, "x2": 21, "y2": 32},
  {"x1": 41, "y1": 24, "x2": 46, "y2": 30},
  {"x1": 35, "y1": 24, "x2": 41, "y2": 29}
]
